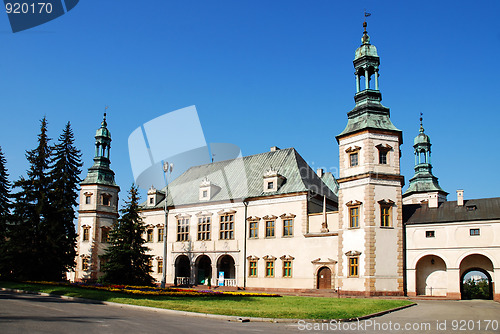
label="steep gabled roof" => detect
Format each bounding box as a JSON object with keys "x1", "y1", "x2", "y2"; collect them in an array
[
  {"x1": 404, "y1": 197, "x2": 500, "y2": 225},
  {"x1": 143, "y1": 148, "x2": 338, "y2": 209}
]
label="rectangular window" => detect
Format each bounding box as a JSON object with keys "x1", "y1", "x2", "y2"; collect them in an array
[
  {"x1": 470, "y1": 228, "x2": 480, "y2": 236},
  {"x1": 146, "y1": 229, "x2": 154, "y2": 242},
  {"x1": 283, "y1": 261, "x2": 292, "y2": 278},
  {"x1": 83, "y1": 227, "x2": 90, "y2": 241},
  {"x1": 267, "y1": 181, "x2": 274, "y2": 190},
  {"x1": 283, "y1": 219, "x2": 293, "y2": 237},
  {"x1": 82, "y1": 257, "x2": 89, "y2": 271},
  {"x1": 177, "y1": 218, "x2": 190, "y2": 242},
  {"x1": 265, "y1": 220, "x2": 275, "y2": 238},
  {"x1": 349, "y1": 207, "x2": 359, "y2": 228},
  {"x1": 149, "y1": 197, "x2": 154, "y2": 204},
  {"x1": 148, "y1": 259, "x2": 153, "y2": 272},
  {"x1": 426, "y1": 230, "x2": 435, "y2": 238},
  {"x1": 348, "y1": 257, "x2": 359, "y2": 277},
  {"x1": 157, "y1": 259, "x2": 163, "y2": 274},
  {"x1": 249, "y1": 221, "x2": 258, "y2": 238},
  {"x1": 101, "y1": 228, "x2": 110, "y2": 243},
  {"x1": 197, "y1": 216, "x2": 211, "y2": 241},
  {"x1": 102, "y1": 195, "x2": 110, "y2": 206},
  {"x1": 249, "y1": 260, "x2": 257, "y2": 277},
  {"x1": 380, "y1": 205, "x2": 391, "y2": 227},
  {"x1": 202, "y1": 190, "x2": 208, "y2": 198},
  {"x1": 219, "y1": 214, "x2": 234, "y2": 240},
  {"x1": 379, "y1": 151, "x2": 387, "y2": 164},
  {"x1": 265, "y1": 260, "x2": 274, "y2": 277},
  {"x1": 349, "y1": 152, "x2": 358, "y2": 167},
  {"x1": 158, "y1": 227, "x2": 164, "y2": 242},
  {"x1": 85, "y1": 196, "x2": 91, "y2": 204}
]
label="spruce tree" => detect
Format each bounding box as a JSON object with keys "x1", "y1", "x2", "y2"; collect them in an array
[
  {"x1": 101, "y1": 184, "x2": 154, "y2": 286},
  {"x1": 0, "y1": 146, "x2": 12, "y2": 278},
  {"x1": 47, "y1": 122, "x2": 82, "y2": 280},
  {"x1": 11, "y1": 117, "x2": 53, "y2": 280}
]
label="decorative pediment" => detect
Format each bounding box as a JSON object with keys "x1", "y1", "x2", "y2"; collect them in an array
[
  {"x1": 175, "y1": 213, "x2": 191, "y2": 219},
  {"x1": 311, "y1": 258, "x2": 337, "y2": 264},
  {"x1": 345, "y1": 146, "x2": 361, "y2": 153},
  {"x1": 263, "y1": 215, "x2": 278, "y2": 221},
  {"x1": 217, "y1": 209, "x2": 236, "y2": 215},
  {"x1": 195, "y1": 211, "x2": 213, "y2": 217},
  {"x1": 155, "y1": 224, "x2": 164, "y2": 228},
  {"x1": 81, "y1": 224, "x2": 91, "y2": 228},
  {"x1": 263, "y1": 255, "x2": 277, "y2": 261},
  {"x1": 378, "y1": 199, "x2": 395, "y2": 206},
  {"x1": 155, "y1": 256, "x2": 163, "y2": 260},
  {"x1": 280, "y1": 255, "x2": 295, "y2": 261},
  {"x1": 346, "y1": 200, "x2": 362, "y2": 207},
  {"x1": 247, "y1": 255, "x2": 260, "y2": 260},
  {"x1": 84, "y1": 192, "x2": 93, "y2": 196},
  {"x1": 375, "y1": 143, "x2": 393, "y2": 151},
  {"x1": 263, "y1": 167, "x2": 279, "y2": 178},
  {"x1": 280, "y1": 213, "x2": 296, "y2": 219},
  {"x1": 246, "y1": 216, "x2": 261, "y2": 221},
  {"x1": 80, "y1": 254, "x2": 90, "y2": 258},
  {"x1": 200, "y1": 177, "x2": 212, "y2": 187},
  {"x1": 147, "y1": 185, "x2": 158, "y2": 195},
  {"x1": 145, "y1": 224, "x2": 155, "y2": 228},
  {"x1": 345, "y1": 250, "x2": 362, "y2": 257}
]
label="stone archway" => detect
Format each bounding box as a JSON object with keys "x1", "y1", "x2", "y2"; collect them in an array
[
  {"x1": 195, "y1": 255, "x2": 212, "y2": 285},
  {"x1": 459, "y1": 254, "x2": 494, "y2": 300},
  {"x1": 174, "y1": 255, "x2": 191, "y2": 286},
  {"x1": 317, "y1": 266, "x2": 332, "y2": 289},
  {"x1": 415, "y1": 255, "x2": 447, "y2": 296}
]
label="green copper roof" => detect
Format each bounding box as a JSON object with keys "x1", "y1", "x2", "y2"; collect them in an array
[
  {"x1": 142, "y1": 148, "x2": 338, "y2": 209},
  {"x1": 81, "y1": 113, "x2": 117, "y2": 187}
]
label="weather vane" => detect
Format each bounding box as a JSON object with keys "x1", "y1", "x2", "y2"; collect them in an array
[{"x1": 363, "y1": 10, "x2": 371, "y2": 31}]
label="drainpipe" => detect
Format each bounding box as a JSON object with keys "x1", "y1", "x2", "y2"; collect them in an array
[{"x1": 243, "y1": 200, "x2": 248, "y2": 289}]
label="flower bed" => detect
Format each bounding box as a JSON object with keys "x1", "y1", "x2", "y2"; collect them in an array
[{"x1": 26, "y1": 281, "x2": 281, "y2": 297}]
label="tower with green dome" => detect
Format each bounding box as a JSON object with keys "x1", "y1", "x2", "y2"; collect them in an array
[
  {"x1": 335, "y1": 21, "x2": 404, "y2": 296},
  {"x1": 403, "y1": 115, "x2": 448, "y2": 205},
  {"x1": 75, "y1": 113, "x2": 120, "y2": 281}
]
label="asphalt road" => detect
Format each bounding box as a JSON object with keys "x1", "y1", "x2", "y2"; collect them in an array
[{"x1": 1, "y1": 290, "x2": 499, "y2": 334}]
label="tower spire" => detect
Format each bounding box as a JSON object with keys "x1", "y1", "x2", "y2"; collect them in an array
[{"x1": 81, "y1": 112, "x2": 117, "y2": 186}]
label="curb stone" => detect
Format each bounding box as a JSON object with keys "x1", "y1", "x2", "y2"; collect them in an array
[{"x1": 0, "y1": 287, "x2": 416, "y2": 323}]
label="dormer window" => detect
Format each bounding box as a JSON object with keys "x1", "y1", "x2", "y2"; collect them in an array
[
  {"x1": 147, "y1": 185, "x2": 164, "y2": 207},
  {"x1": 263, "y1": 167, "x2": 286, "y2": 193},
  {"x1": 199, "y1": 177, "x2": 220, "y2": 201}
]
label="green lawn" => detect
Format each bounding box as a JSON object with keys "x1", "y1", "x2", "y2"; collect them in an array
[{"x1": 0, "y1": 281, "x2": 413, "y2": 319}]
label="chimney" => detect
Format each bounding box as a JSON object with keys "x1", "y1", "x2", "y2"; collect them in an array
[
  {"x1": 457, "y1": 189, "x2": 464, "y2": 206},
  {"x1": 316, "y1": 168, "x2": 324, "y2": 178},
  {"x1": 270, "y1": 146, "x2": 280, "y2": 152},
  {"x1": 428, "y1": 193, "x2": 438, "y2": 208}
]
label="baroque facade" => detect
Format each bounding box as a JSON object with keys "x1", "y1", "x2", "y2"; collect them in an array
[{"x1": 74, "y1": 23, "x2": 500, "y2": 300}]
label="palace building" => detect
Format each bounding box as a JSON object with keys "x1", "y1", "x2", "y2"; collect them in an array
[{"x1": 74, "y1": 22, "x2": 500, "y2": 300}]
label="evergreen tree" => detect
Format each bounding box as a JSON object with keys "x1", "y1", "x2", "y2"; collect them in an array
[
  {"x1": 10, "y1": 117, "x2": 53, "y2": 280},
  {"x1": 0, "y1": 146, "x2": 12, "y2": 278},
  {"x1": 47, "y1": 122, "x2": 82, "y2": 280},
  {"x1": 101, "y1": 184, "x2": 154, "y2": 286}
]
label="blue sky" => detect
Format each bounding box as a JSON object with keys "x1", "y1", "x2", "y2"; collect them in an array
[{"x1": 0, "y1": 0, "x2": 499, "y2": 204}]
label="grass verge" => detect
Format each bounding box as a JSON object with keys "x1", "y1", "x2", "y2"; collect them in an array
[{"x1": 0, "y1": 281, "x2": 413, "y2": 319}]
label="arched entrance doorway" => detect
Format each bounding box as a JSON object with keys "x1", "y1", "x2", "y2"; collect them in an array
[
  {"x1": 217, "y1": 255, "x2": 235, "y2": 286},
  {"x1": 174, "y1": 255, "x2": 191, "y2": 286},
  {"x1": 415, "y1": 255, "x2": 447, "y2": 296},
  {"x1": 195, "y1": 255, "x2": 212, "y2": 285},
  {"x1": 317, "y1": 267, "x2": 332, "y2": 289},
  {"x1": 460, "y1": 254, "x2": 494, "y2": 300}
]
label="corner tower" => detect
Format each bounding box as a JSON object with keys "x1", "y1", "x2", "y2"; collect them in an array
[
  {"x1": 403, "y1": 116, "x2": 447, "y2": 205},
  {"x1": 335, "y1": 22, "x2": 404, "y2": 296},
  {"x1": 75, "y1": 113, "x2": 120, "y2": 281}
]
